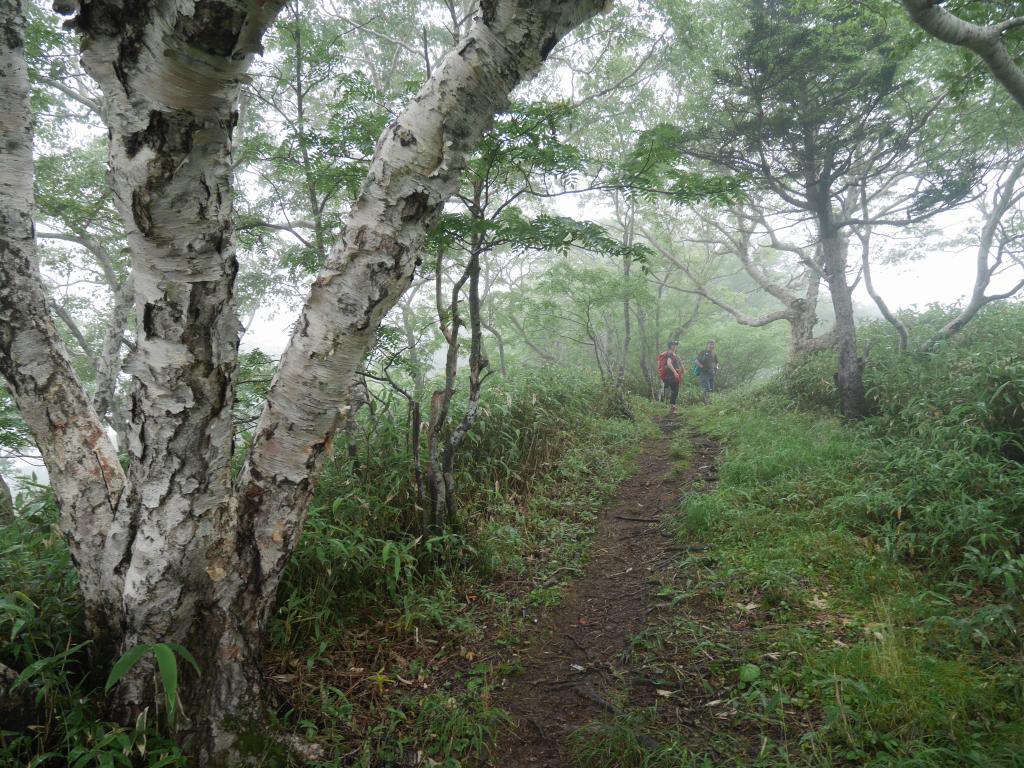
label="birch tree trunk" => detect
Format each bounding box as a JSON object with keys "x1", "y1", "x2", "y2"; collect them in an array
[
  {"x1": 1, "y1": 0, "x2": 127, "y2": 647},
  {"x1": 64, "y1": 4, "x2": 287, "y2": 757},
  {"x1": 92, "y1": 275, "x2": 135, "y2": 448},
  {"x1": 4, "y1": 0, "x2": 609, "y2": 763},
  {"x1": 235, "y1": 0, "x2": 611, "y2": 548}
]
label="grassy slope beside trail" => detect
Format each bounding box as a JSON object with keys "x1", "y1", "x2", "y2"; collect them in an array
[{"x1": 575, "y1": 305, "x2": 1024, "y2": 768}]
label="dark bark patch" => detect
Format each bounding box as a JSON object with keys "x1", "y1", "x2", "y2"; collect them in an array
[
  {"x1": 459, "y1": 37, "x2": 479, "y2": 60},
  {"x1": 480, "y1": 0, "x2": 497, "y2": 25},
  {"x1": 197, "y1": 176, "x2": 211, "y2": 218},
  {"x1": 76, "y1": 0, "x2": 143, "y2": 40},
  {"x1": 352, "y1": 226, "x2": 370, "y2": 247},
  {"x1": 400, "y1": 191, "x2": 431, "y2": 221},
  {"x1": 393, "y1": 125, "x2": 417, "y2": 146},
  {"x1": 306, "y1": 432, "x2": 334, "y2": 469},
  {"x1": 176, "y1": 2, "x2": 247, "y2": 57},
  {"x1": 539, "y1": 32, "x2": 559, "y2": 60},
  {"x1": 3, "y1": 16, "x2": 24, "y2": 51},
  {"x1": 131, "y1": 190, "x2": 153, "y2": 235},
  {"x1": 141, "y1": 303, "x2": 156, "y2": 336},
  {"x1": 123, "y1": 110, "x2": 171, "y2": 158},
  {"x1": 241, "y1": 480, "x2": 264, "y2": 499}
]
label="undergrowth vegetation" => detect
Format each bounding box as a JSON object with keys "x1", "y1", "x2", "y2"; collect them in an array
[
  {"x1": 582, "y1": 304, "x2": 1024, "y2": 767},
  {"x1": 0, "y1": 369, "x2": 651, "y2": 767},
  {"x1": 4, "y1": 304, "x2": 1022, "y2": 767}
]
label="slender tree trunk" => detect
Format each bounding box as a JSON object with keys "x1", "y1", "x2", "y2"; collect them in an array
[
  {"x1": 483, "y1": 320, "x2": 507, "y2": 375},
  {"x1": 398, "y1": 302, "x2": 426, "y2": 513},
  {"x1": 0, "y1": 0, "x2": 127, "y2": 647},
  {"x1": 616, "y1": 206, "x2": 634, "y2": 388},
  {"x1": 820, "y1": 230, "x2": 867, "y2": 419},
  {"x1": 0, "y1": 472, "x2": 13, "y2": 524},
  {"x1": 92, "y1": 275, "x2": 134, "y2": 448},
  {"x1": 443, "y1": 243, "x2": 490, "y2": 526},
  {"x1": 428, "y1": 249, "x2": 465, "y2": 531},
  {"x1": 635, "y1": 306, "x2": 655, "y2": 398},
  {"x1": 409, "y1": 399, "x2": 424, "y2": 517},
  {"x1": 860, "y1": 241, "x2": 909, "y2": 352}
]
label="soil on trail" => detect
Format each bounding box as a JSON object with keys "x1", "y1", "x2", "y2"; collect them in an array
[{"x1": 490, "y1": 416, "x2": 721, "y2": 767}]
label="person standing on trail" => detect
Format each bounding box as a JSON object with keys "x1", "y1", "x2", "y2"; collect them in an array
[
  {"x1": 695, "y1": 340, "x2": 719, "y2": 403},
  {"x1": 657, "y1": 340, "x2": 683, "y2": 414}
]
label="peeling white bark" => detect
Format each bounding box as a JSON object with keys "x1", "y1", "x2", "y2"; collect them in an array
[
  {"x1": 92, "y1": 275, "x2": 134, "y2": 447},
  {"x1": 62, "y1": 0, "x2": 289, "y2": 755},
  {"x1": 236, "y1": 0, "x2": 611, "y2": 591},
  {"x1": 0, "y1": 0, "x2": 126, "y2": 637}
]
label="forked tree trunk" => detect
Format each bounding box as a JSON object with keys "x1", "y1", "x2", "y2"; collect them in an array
[
  {"x1": 426, "y1": 236, "x2": 490, "y2": 531},
  {"x1": 2, "y1": 0, "x2": 610, "y2": 763}
]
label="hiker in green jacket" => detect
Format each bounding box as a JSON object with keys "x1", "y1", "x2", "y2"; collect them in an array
[{"x1": 695, "y1": 340, "x2": 718, "y2": 403}]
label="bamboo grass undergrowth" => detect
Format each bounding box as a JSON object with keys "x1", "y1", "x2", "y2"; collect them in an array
[
  {"x1": 1, "y1": 370, "x2": 654, "y2": 767},
  {"x1": 575, "y1": 306, "x2": 1024, "y2": 767}
]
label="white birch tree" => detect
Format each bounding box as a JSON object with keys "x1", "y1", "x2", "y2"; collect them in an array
[{"x1": 0, "y1": 0, "x2": 611, "y2": 762}]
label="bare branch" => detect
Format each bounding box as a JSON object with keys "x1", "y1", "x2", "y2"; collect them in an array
[{"x1": 34, "y1": 74, "x2": 101, "y2": 114}]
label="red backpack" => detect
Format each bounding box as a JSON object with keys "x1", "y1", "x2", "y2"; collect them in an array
[{"x1": 657, "y1": 351, "x2": 680, "y2": 382}]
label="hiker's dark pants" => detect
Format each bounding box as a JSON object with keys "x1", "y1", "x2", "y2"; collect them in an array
[
  {"x1": 700, "y1": 371, "x2": 715, "y2": 393},
  {"x1": 662, "y1": 377, "x2": 679, "y2": 404}
]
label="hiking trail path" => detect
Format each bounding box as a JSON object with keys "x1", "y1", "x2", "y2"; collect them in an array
[{"x1": 490, "y1": 416, "x2": 721, "y2": 766}]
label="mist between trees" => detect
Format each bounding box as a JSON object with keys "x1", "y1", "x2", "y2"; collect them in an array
[{"x1": 1, "y1": 0, "x2": 1023, "y2": 765}]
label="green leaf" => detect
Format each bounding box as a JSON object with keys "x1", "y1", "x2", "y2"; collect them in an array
[
  {"x1": 738, "y1": 663, "x2": 761, "y2": 684},
  {"x1": 164, "y1": 642, "x2": 200, "y2": 674},
  {"x1": 104, "y1": 644, "x2": 152, "y2": 693},
  {"x1": 14, "y1": 641, "x2": 89, "y2": 689},
  {"x1": 152, "y1": 643, "x2": 179, "y2": 722},
  {"x1": 148, "y1": 755, "x2": 186, "y2": 768},
  {"x1": 27, "y1": 752, "x2": 61, "y2": 767}
]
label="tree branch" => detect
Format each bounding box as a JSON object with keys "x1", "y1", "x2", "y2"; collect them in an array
[{"x1": 902, "y1": 0, "x2": 1024, "y2": 111}]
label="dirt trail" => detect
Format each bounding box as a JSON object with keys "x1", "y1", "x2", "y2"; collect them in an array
[{"x1": 489, "y1": 416, "x2": 721, "y2": 767}]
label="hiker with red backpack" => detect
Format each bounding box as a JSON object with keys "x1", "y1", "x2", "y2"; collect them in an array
[{"x1": 657, "y1": 340, "x2": 684, "y2": 414}]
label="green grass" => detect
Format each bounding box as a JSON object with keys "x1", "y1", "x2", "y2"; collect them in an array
[{"x1": 583, "y1": 383, "x2": 1024, "y2": 768}]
